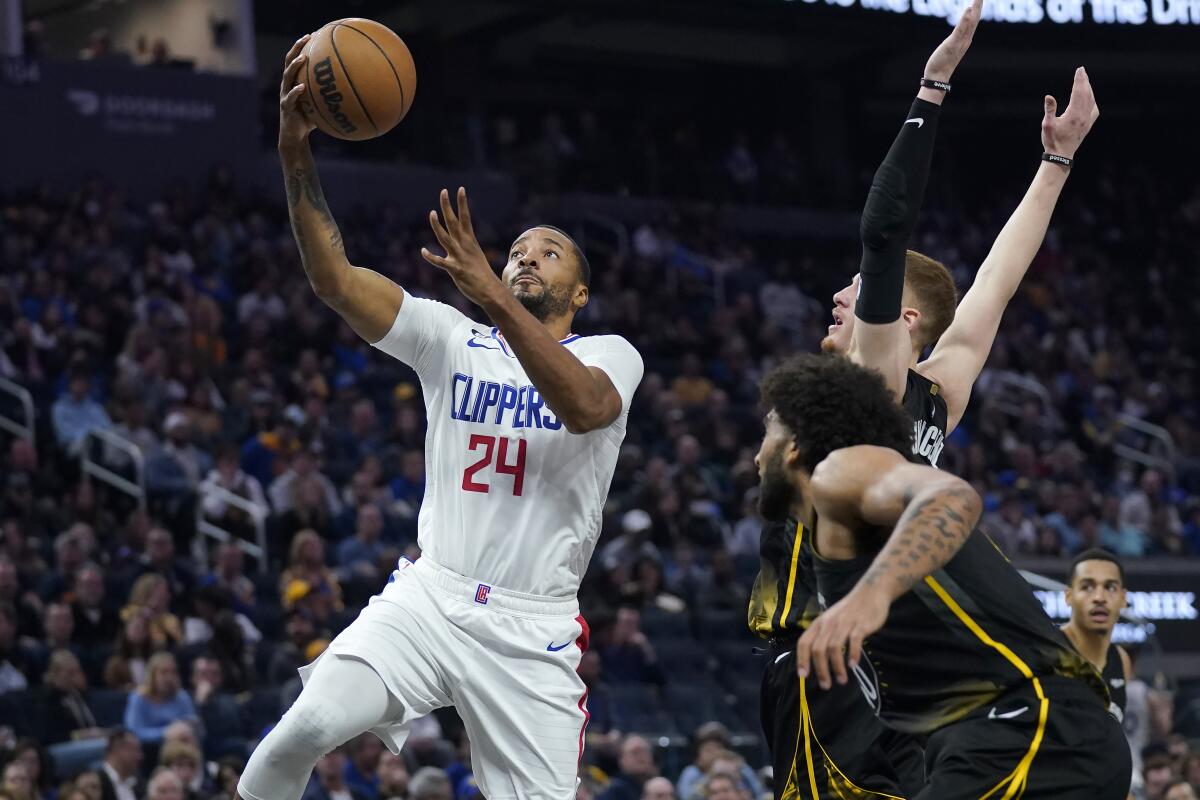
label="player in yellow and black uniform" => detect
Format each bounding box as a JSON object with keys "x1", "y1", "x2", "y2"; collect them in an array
[
  {"x1": 748, "y1": 1, "x2": 983, "y2": 794},
  {"x1": 753, "y1": 521, "x2": 923, "y2": 799},
  {"x1": 755, "y1": 354, "x2": 1131, "y2": 799}
]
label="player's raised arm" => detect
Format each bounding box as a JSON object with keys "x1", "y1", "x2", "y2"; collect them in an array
[
  {"x1": 846, "y1": 0, "x2": 981, "y2": 398},
  {"x1": 421, "y1": 188, "x2": 629, "y2": 434},
  {"x1": 277, "y1": 35, "x2": 404, "y2": 344},
  {"x1": 797, "y1": 445, "x2": 981, "y2": 687},
  {"x1": 918, "y1": 67, "x2": 1099, "y2": 430}
]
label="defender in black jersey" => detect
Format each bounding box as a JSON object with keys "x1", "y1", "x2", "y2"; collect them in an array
[
  {"x1": 820, "y1": 69, "x2": 1100, "y2": 462},
  {"x1": 756, "y1": 355, "x2": 1130, "y2": 800},
  {"x1": 1061, "y1": 549, "x2": 1132, "y2": 723},
  {"x1": 747, "y1": 5, "x2": 985, "y2": 794}
]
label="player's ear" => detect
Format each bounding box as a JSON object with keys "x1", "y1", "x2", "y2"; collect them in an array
[
  {"x1": 901, "y1": 306, "x2": 921, "y2": 335},
  {"x1": 782, "y1": 439, "x2": 803, "y2": 471},
  {"x1": 572, "y1": 283, "x2": 589, "y2": 312}
]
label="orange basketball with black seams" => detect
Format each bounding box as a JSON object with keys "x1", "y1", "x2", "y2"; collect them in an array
[{"x1": 301, "y1": 18, "x2": 417, "y2": 141}]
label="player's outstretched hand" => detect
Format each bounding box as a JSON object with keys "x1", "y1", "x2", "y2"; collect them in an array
[
  {"x1": 924, "y1": 0, "x2": 984, "y2": 83},
  {"x1": 1041, "y1": 67, "x2": 1099, "y2": 160},
  {"x1": 421, "y1": 188, "x2": 504, "y2": 307},
  {"x1": 279, "y1": 34, "x2": 316, "y2": 149},
  {"x1": 796, "y1": 586, "x2": 890, "y2": 690}
]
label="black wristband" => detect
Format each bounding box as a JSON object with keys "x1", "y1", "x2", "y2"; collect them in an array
[
  {"x1": 920, "y1": 78, "x2": 951, "y2": 93},
  {"x1": 1042, "y1": 152, "x2": 1073, "y2": 168}
]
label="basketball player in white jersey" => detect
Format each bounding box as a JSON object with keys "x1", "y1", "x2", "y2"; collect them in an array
[{"x1": 239, "y1": 37, "x2": 643, "y2": 800}]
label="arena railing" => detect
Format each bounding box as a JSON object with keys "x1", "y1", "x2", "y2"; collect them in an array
[
  {"x1": 1113, "y1": 414, "x2": 1176, "y2": 479},
  {"x1": 0, "y1": 377, "x2": 35, "y2": 448},
  {"x1": 983, "y1": 369, "x2": 1061, "y2": 430},
  {"x1": 195, "y1": 483, "x2": 270, "y2": 574},
  {"x1": 81, "y1": 428, "x2": 146, "y2": 511}
]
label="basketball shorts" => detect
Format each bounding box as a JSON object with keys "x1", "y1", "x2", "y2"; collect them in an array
[
  {"x1": 762, "y1": 638, "x2": 925, "y2": 800},
  {"x1": 917, "y1": 676, "x2": 1131, "y2": 799},
  {"x1": 303, "y1": 556, "x2": 590, "y2": 800}
]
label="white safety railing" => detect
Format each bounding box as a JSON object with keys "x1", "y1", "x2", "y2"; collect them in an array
[
  {"x1": 81, "y1": 428, "x2": 146, "y2": 510},
  {"x1": 985, "y1": 370, "x2": 1059, "y2": 428},
  {"x1": 0, "y1": 377, "x2": 35, "y2": 447},
  {"x1": 196, "y1": 483, "x2": 270, "y2": 574},
  {"x1": 1113, "y1": 413, "x2": 1176, "y2": 479}
]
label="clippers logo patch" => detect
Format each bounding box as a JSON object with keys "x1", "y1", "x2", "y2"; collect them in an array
[{"x1": 475, "y1": 584, "x2": 491, "y2": 605}]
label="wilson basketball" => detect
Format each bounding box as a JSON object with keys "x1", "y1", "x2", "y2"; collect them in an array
[{"x1": 301, "y1": 18, "x2": 416, "y2": 141}]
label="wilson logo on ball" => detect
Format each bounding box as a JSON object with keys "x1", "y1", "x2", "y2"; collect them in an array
[{"x1": 312, "y1": 57, "x2": 357, "y2": 135}]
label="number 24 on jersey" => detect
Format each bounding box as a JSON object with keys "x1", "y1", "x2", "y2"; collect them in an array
[{"x1": 461, "y1": 435, "x2": 527, "y2": 496}]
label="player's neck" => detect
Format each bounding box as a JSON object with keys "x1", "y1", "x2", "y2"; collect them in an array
[
  {"x1": 1062, "y1": 621, "x2": 1112, "y2": 670},
  {"x1": 909, "y1": 345, "x2": 921, "y2": 369},
  {"x1": 538, "y1": 314, "x2": 574, "y2": 342}
]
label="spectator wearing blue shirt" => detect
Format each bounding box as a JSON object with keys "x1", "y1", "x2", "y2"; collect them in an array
[
  {"x1": 123, "y1": 652, "x2": 201, "y2": 744},
  {"x1": 342, "y1": 733, "x2": 383, "y2": 800},
  {"x1": 337, "y1": 505, "x2": 387, "y2": 581},
  {"x1": 52, "y1": 372, "x2": 112, "y2": 456}
]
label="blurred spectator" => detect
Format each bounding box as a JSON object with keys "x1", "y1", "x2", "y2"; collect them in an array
[
  {"x1": 146, "y1": 769, "x2": 184, "y2": 800},
  {"x1": 578, "y1": 651, "x2": 615, "y2": 735},
  {"x1": 199, "y1": 446, "x2": 267, "y2": 541},
  {"x1": 1121, "y1": 470, "x2": 1183, "y2": 553},
  {"x1": 599, "y1": 608, "x2": 665, "y2": 686},
  {"x1": 121, "y1": 574, "x2": 183, "y2": 650},
  {"x1": 698, "y1": 773, "x2": 738, "y2": 800},
  {"x1": 99, "y1": 730, "x2": 144, "y2": 800},
  {"x1": 39, "y1": 527, "x2": 89, "y2": 601},
  {"x1": 123, "y1": 653, "x2": 200, "y2": 744},
  {"x1": 2, "y1": 761, "x2": 32, "y2": 800},
  {"x1": 201, "y1": 544, "x2": 257, "y2": 617},
  {"x1": 6, "y1": 740, "x2": 52, "y2": 800},
  {"x1": 342, "y1": 734, "x2": 384, "y2": 800},
  {"x1": 189, "y1": 656, "x2": 242, "y2": 751},
  {"x1": 269, "y1": 451, "x2": 341, "y2": 517},
  {"x1": 337, "y1": 505, "x2": 387, "y2": 582},
  {"x1": 375, "y1": 752, "x2": 409, "y2": 800},
  {"x1": 0, "y1": 603, "x2": 33, "y2": 694},
  {"x1": 1164, "y1": 781, "x2": 1198, "y2": 800},
  {"x1": 1144, "y1": 754, "x2": 1175, "y2": 800},
  {"x1": 672, "y1": 354, "x2": 714, "y2": 409},
  {"x1": 981, "y1": 496, "x2": 1037, "y2": 555},
  {"x1": 725, "y1": 489, "x2": 762, "y2": 559},
  {"x1": 302, "y1": 750, "x2": 368, "y2": 800},
  {"x1": 104, "y1": 613, "x2": 157, "y2": 690},
  {"x1": 159, "y1": 742, "x2": 206, "y2": 800},
  {"x1": 279, "y1": 531, "x2": 343, "y2": 616},
  {"x1": 266, "y1": 609, "x2": 319, "y2": 685},
  {"x1": 70, "y1": 771, "x2": 102, "y2": 800},
  {"x1": 600, "y1": 511, "x2": 661, "y2": 573},
  {"x1": 642, "y1": 778, "x2": 675, "y2": 800},
  {"x1": 133, "y1": 527, "x2": 197, "y2": 610},
  {"x1": 52, "y1": 372, "x2": 112, "y2": 457},
  {"x1": 70, "y1": 563, "x2": 120, "y2": 650},
  {"x1": 675, "y1": 724, "x2": 762, "y2": 800},
  {"x1": 406, "y1": 767, "x2": 451, "y2": 800},
  {"x1": 597, "y1": 735, "x2": 659, "y2": 800},
  {"x1": 34, "y1": 649, "x2": 103, "y2": 744}
]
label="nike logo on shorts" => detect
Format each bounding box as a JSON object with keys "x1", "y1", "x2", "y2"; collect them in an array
[
  {"x1": 774, "y1": 652, "x2": 790, "y2": 664},
  {"x1": 987, "y1": 705, "x2": 1029, "y2": 720},
  {"x1": 904, "y1": 118, "x2": 924, "y2": 128},
  {"x1": 547, "y1": 640, "x2": 572, "y2": 652}
]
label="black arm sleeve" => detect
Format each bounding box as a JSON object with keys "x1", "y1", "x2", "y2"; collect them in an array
[{"x1": 854, "y1": 97, "x2": 942, "y2": 324}]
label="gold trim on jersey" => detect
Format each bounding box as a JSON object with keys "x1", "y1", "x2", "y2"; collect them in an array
[
  {"x1": 780, "y1": 521, "x2": 805, "y2": 628},
  {"x1": 925, "y1": 576, "x2": 1049, "y2": 800},
  {"x1": 782, "y1": 675, "x2": 908, "y2": 800}
]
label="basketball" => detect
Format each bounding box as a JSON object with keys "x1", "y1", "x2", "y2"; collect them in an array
[{"x1": 301, "y1": 18, "x2": 416, "y2": 141}]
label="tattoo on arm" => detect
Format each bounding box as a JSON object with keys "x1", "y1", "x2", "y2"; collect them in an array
[
  {"x1": 861, "y1": 486, "x2": 978, "y2": 597},
  {"x1": 284, "y1": 165, "x2": 346, "y2": 269}
]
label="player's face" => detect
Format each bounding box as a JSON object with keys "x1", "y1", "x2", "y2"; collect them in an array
[
  {"x1": 755, "y1": 411, "x2": 798, "y2": 522},
  {"x1": 821, "y1": 274, "x2": 859, "y2": 354},
  {"x1": 1065, "y1": 560, "x2": 1126, "y2": 635},
  {"x1": 502, "y1": 228, "x2": 585, "y2": 322}
]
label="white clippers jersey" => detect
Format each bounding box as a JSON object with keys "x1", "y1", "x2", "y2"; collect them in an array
[{"x1": 372, "y1": 294, "x2": 644, "y2": 598}]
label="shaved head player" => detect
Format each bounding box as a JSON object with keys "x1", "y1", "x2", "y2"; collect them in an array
[{"x1": 238, "y1": 36, "x2": 643, "y2": 800}]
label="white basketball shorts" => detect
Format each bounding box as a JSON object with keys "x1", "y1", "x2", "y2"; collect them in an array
[{"x1": 299, "y1": 556, "x2": 591, "y2": 800}]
